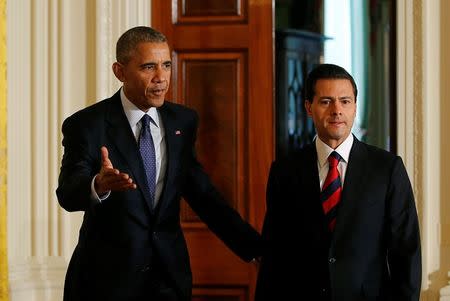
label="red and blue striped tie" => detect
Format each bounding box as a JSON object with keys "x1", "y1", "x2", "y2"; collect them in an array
[{"x1": 321, "y1": 151, "x2": 342, "y2": 231}]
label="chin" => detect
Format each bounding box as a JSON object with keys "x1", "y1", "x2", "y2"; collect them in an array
[
  {"x1": 150, "y1": 99, "x2": 165, "y2": 108},
  {"x1": 327, "y1": 133, "x2": 345, "y2": 142}
]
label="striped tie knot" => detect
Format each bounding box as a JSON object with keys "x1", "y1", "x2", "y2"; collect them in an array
[
  {"x1": 321, "y1": 151, "x2": 342, "y2": 232},
  {"x1": 328, "y1": 151, "x2": 341, "y2": 168}
]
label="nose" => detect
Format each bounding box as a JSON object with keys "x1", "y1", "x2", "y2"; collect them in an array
[
  {"x1": 152, "y1": 66, "x2": 167, "y2": 83},
  {"x1": 330, "y1": 101, "x2": 342, "y2": 115}
]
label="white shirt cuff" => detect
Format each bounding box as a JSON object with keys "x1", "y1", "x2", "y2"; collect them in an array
[{"x1": 90, "y1": 175, "x2": 111, "y2": 202}]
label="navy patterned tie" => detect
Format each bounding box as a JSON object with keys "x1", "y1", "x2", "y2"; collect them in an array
[
  {"x1": 139, "y1": 114, "x2": 156, "y2": 208},
  {"x1": 320, "y1": 151, "x2": 342, "y2": 231}
]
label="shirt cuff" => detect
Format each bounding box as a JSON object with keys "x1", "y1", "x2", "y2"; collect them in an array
[{"x1": 90, "y1": 175, "x2": 111, "y2": 203}]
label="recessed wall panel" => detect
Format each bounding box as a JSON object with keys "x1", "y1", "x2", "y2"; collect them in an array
[
  {"x1": 175, "y1": 0, "x2": 247, "y2": 24},
  {"x1": 177, "y1": 53, "x2": 246, "y2": 223}
]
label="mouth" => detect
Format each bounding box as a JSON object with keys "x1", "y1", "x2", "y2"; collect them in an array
[
  {"x1": 328, "y1": 120, "x2": 345, "y2": 127},
  {"x1": 147, "y1": 87, "x2": 166, "y2": 96}
]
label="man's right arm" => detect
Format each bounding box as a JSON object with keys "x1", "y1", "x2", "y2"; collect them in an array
[
  {"x1": 56, "y1": 115, "x2": 99, "y2": 212},
  {"x1": 56, "y1": 116, "x2": 136, "y2": 212}
]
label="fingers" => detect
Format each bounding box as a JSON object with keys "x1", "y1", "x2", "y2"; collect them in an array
[
  {"x1": 107, "y1": 172, "x2": 137, "y2": 191},
  {"x1": 95, "y1": 170, "x2": 137, "y2": 194},
  {"x1": 96, "y1": 146, "x2": 138, "y2": 194},
  {"x1": 103, "y1": 171, "x2": 133, "y2": 188},
  {"x1": 101, "y1": 146, "x2": 113, "y2": 168}
]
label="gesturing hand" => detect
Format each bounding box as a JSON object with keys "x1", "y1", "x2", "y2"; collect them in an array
[{"x1": 94, "y1": 146, "x2": 137, "y2": 195}]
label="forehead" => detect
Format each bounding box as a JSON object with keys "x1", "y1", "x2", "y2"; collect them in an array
[
  {"x1": 314, "y1": 79, "x2": 354, "y2": 97},
  {"x1": 132, "y1": 42, "x2": 171, "y2": 61}
]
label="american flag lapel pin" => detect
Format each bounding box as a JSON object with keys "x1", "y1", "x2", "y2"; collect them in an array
[{"x1": 175, "y1": 130, "x2": 181, "y2": 135}]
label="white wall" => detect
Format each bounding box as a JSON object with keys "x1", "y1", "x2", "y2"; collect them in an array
[{"x1": 6, "y1": 1, "x2": 150, "y2": 300}]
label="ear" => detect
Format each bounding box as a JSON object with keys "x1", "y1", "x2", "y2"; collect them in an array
[
  {"x1": 305, "y1": 100, "x2": 313, "y2": 117},
  {"x1": 112, "y1": 62, "x2": 125, "y2": 82}
]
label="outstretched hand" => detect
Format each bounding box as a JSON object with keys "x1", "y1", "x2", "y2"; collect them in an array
[{"x1": 94, "y1": 146, "x2": 137, "y2": 195}]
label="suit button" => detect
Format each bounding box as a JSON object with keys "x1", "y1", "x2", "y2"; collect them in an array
[
  {"x1": 328, "y1": 257, "x2": 336, "y2": 264},
  {"x1": 140, "y1": 265, "x2": 150, "y2": 272},
  {"x1": 141, "y1": 265, "x2": 150, "y2": 273}
]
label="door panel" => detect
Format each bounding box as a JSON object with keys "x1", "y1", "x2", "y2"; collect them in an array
[
  {"x1": 178, "y1": 52, "x2": 246, "y2": 221},
  {"x1": 152, "y1": 1, "x2": 273, "y2": 300},
  {"x1": 178, "y1": 0, "x2": 245, "y2": 19}
]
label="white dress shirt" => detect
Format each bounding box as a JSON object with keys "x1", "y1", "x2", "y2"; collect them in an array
[
  {"x1": 315, "y1": 134, "x2": 354, "y2": 190},
  {"x1": 91, "y1": 88, "x2": 167, "y2": 206}
]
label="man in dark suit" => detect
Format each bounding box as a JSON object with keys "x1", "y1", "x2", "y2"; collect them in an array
[
  {"x1": 56, "y1": 26, "x2": 262, "y2": 301},
  {"x1": 255, "y1": 64, "x2": 421, "y2": 301}
]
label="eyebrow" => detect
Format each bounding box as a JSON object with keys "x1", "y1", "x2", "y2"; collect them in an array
[
  {"x1": 319, "y1": 96, "x2": 353, "y2": 100},
  {"x1": 139, "y1": 60, "x2": 172, "y2": 68},
  {"x1": 140, "y1": 62, "x2": 156, "y2": 68}
]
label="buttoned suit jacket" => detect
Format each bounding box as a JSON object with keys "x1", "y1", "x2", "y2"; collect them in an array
[
  {"x1": 255, "y1": 137, "x2": 421, "y2": 301},
  {"x1": 56, "y1": 90, "x2": 262, "y2": 301}
]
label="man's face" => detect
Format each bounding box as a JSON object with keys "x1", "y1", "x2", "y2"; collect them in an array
[
  {"x1": 305, "y1": 79, "x2": 357, "y2": 149},
  {"x1": 113, "y1": 42, "x2": 171, "y2": 111}
]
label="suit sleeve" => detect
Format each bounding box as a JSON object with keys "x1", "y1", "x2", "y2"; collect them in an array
[
  {"x1": 254, "y1": 161, "x2": 282, "y2": 301},
  {"x1": 56, "y1": 115, "x2": 99, "y2": 212},
  {"x1": 386, "y1": 156, "x2": 421, "y2": 300},
  {"x1": 182, "y1": 112, "x2": 263, "y2": 262}
]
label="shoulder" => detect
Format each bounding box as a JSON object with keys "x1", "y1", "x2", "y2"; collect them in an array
[
  {"x1": 159, "y1": 100, "x2": 199, "y2": 127},
  {"x1": 61, "y1": 94, "x2": 120, "y2": 133},
  {"x1": 161, "y1": 100, "x2": 197, "y2": 117},
  {"x1": 352, "y1": 138, "x2": 405, "y2": 173},
  {"x1": 270, "y1": 143, "x2": 315, "y2": 175},
  {"x1": 64, "y1": 94, "x2": 117, "y2": 122},
  {"x1": 354, "y1": 139, "x2": 398, "y2": 161}
]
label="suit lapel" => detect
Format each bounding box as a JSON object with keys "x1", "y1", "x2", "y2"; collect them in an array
[
  {"x1": 154, "y1": 103, "x2": 181, "y2": 222},
  {"x1": 105, "y1": 93, "x2": 154, "y2": 214},
  {"x1": 332, "y1": 137, "x2": 367, "y2": 243},
  {"x1": 301, "y1": 144, "x2": 329, "y2": 233}
]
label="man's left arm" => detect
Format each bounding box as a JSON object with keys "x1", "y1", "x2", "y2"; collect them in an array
[
  {"x1": 182, "y1": 112, "x2": 263, "y2": 262},
  {"x1": 387, "y1": 156, "x2": 422, "y2": 300}
]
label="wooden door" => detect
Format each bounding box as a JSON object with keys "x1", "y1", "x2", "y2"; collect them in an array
[{"x1": 152, "y1": 1, "x2": 274, "y2": 300}]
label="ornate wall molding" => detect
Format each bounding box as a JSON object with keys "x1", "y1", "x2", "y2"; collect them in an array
[
  {"x1": 96, "y1": 0, "x2": 150, "y2": 101},
  {"x1": 398, "y1": 0, "x2": 443, "y2": 298},
  {"x1": 440, "y1": 0, "x2": 450, "y2": 298},
  {"x1": 6, "y1": 1, "x2": 151, "y2": 300},
  {"x1": 0, "y1": 0, "x2": 9, "y2": 299}
]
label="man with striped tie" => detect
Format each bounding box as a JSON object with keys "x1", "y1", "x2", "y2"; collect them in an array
[{"x1": 255, "y1": 64, "x2": 421, "y2": 301}]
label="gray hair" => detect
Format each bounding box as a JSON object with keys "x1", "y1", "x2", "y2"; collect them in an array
[{"x1": 116, "y1": 26, "x2": 167, "y2": 64}]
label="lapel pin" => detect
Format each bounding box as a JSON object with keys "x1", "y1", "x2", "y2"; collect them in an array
[{"x1": 175, "y1": 130, "x2": 181, "y2": 135}]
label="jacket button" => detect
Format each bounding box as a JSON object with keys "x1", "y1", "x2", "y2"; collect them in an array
[
  {"x1": 328, "y1": 257, "x2": 336, "y2": 264},
  {"x1": 140, "y1": 265, "x2": 150, "y2": 272}
]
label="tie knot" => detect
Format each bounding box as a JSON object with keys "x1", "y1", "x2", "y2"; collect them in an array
[
  {"x1": 328, "y1": 151, "x2": 341, "y2": 167},
  {"x1": 141, "y1": 114, "x2": 151, "y2": 128}
]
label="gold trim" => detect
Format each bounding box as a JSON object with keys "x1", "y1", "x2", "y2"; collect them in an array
[{"x1": 0, "y1": 0, "x2": 8, "y2": 299}]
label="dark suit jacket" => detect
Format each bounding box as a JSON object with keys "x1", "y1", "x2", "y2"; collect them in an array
[
  {"x1": 56, "y1": 91, "x2": 262, "y2": 301},
  {"x1": 255, "y1": 137, "x2": 421, "y2": 301}
]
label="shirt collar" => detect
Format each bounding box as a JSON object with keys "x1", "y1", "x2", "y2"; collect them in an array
[
  {"x1": 315, "y1": 134, "x2": 354, "y2": 168},
  {"x1": 120, "y1": 88, "x2": 160, "y2": 128}
]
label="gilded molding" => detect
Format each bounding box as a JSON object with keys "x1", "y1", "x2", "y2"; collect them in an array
[
  {"x1": 413, "y1": 0, "x2": 423, "y2": 237},
  {"x1": 0, "y1": 0, "x2": 9, "y2": 299}
]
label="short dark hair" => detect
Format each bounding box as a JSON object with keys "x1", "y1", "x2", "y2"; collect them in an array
[
  {"x1": 116, "y1": 26, "x2": 168, "y2": 64},
  {"x1": 304, "y1": 64, "x2": 358, "y2": 102}
]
